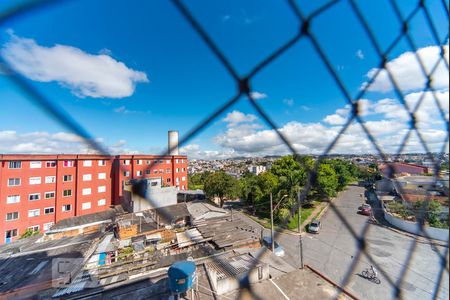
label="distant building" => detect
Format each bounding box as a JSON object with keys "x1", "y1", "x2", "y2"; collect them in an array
[
  {"x1": 378, "y1": 162, "x2": 430, "y2": 177},
  {"x1": 248, "y1": 165, "x2": 266, "y2": 175}
]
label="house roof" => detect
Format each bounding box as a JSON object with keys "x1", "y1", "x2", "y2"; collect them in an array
[{"x1": 155, "y1": 203, "x2": 190, "y2": 224}]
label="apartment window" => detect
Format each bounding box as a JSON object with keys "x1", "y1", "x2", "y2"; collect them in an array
[
  {"x1": 166, "y1": 168, "x2": 171, "y2": 174},
  {"x1": 29, "y1": 225, "x2": 40, "y2": 232},
  {"x1": 8, "y1": 178, "x2": 20, "y2": 186},
  {"x1": 7, "y1": 195, "x2": 20, "y2": 204},
  {"x1": 82, "y1": 188, "x2": 92, "y2": 195},
  {"x1": 159, "y1": 159, "x2": 163, "y2": 163},
  {"x1": 28, "y1": 193, "x2": 41, "y2": 201},
  {"x1": 146, "y1": 160, "x2": 151, "y2": 165},
  {"x1": 63, "y1": 189, "x2": 72, "y2": 197},
  {"x1": 182, "y1": 168, "x2": 186, "y2": 172},
  {"x1": 98, "y1": 160, "x2": 106, "y2": 166},
  {"x1": 44, "y1": 207, "x2": 55, "y2": 215},
  {"x1": 46, "y1": 161, "x2": 57, "y2": 168},
  {"x1": 137, "y1": 170, "x2": 142, "y2": 176},
  {"x1": 29, "y1": 177, "x2": 42, "y2": 185},
  {"x1": 167, "y1": 178, "x2": 171, "y2": 183},
  {"x1": 5, "y1": 229, "x2": 18, "y2": 239},
  {"x1": 30, "y1": 161, "x2": 42, "y2": 168},
  {"x1": 8, "y1": 161, "x2": 22, "y2": 169},
  {"x1": 98, "y1": 199, "x2": 106, "y2": 206},
  {"x1": 45, "y1": 191, "x2": 55, "y2": 199},
  {"x1": 63, "y1": 160, "x2": 74, "y2": 167},
  {"x1": 176, "y1": 178, "x2": 180, "y2": 183},
  {"x1": 176, "y1": 168, "x2": 180, "y2": 173},
  {"x1": 123, "y1": 171, "x2": 130, "y2": 177},
  {"x1": 63, "y1": 174, "x2": 72, "y2": 182},
  {"x1": 98, "y1": 186, "x2": 106, "y2": 193},
  {"x1": 145, "y1": 169, "x2": 151, "y2": 175},
  {"x1": 137, "y1": 160, "x2": 143, "y2": 165},
  {"x1": 124, "y1": 160, "x2": 130, "y2": 165},
  {"x1": 6, "y1": 212, "x2": 19, "y2": 221},
  {"x1": 83, "y1": 160, "x2": 92, "y2": 167},
  {"x1": 28, "y1": 209, "x2": 40, "y2": 217},
  {"x1": 62, "y1": 204, "x2": 72, "y2": 212},
  {"x1": 159, "y1": 169, "x2": 163, "y2": 174},
  {"x1": 175, "y1": 159, "x2": 179, "y2": 163},
  {"x1": 82, "y1": 202, "x2": 91, "y2": 210},
  {"x1": 181, "y1": 159, "x2": 185, "y2": 163},
  {"x1": 45, "y1": 176, "x2": 56, "y2": 183},
  {"x1": 83, "y1": 174, "x2": 92, "y2": 181},
  {"x1": 98, "y1": 173, "x2": 106, "y2": 180},
  {"x1": 154, "y1": 159, "x2": 158, "y2": 164},
  {"x1": 166, "y1": 160, "x2": 171, "y2": 164},
  {"x1": 182, "y1": 176, "x2": 186, "y2": 181},
  {"x1": 43, "y1": 222, "x2": 54, "y2": 231},
  {"x1": 182, "y1": 185, "x2": 186, "y2": 190}
]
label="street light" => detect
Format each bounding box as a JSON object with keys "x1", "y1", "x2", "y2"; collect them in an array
[
  {"x1": 298, "y1": 190, "x2": 304, "y2": 269},
  {"x1": 270, "y1": 193, "x2": 288, "y2": 252}
]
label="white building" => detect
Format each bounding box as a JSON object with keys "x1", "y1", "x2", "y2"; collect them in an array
[
  {"x1": 248, "y1": 165, "x2": 266, "y2": 175},
  {"x1": 123, "y1": 178, "x2": 178, "y2": 212}
]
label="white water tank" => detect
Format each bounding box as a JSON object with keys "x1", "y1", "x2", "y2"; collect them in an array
[{"x1": 168, "y1": 130, "x2": 179, "y2": 155}]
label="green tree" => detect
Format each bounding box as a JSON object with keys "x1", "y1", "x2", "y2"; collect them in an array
[
  {"x1": 204, "y1": 171, "x2": 238, "y2": 207},
  {"x1": 270, "y1": 155, "x2": 307, "y2": 206},
  {"x1": 20, "y1": 228, "x2": 39, "y2": 239},
  {"x1": 316, "y1": 163, "x2": 338, "y2": 198},
  {"x1": 328, "y1": 159, "x2": 354, "y2": 191}
]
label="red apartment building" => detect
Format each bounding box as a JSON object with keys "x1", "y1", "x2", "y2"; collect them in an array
[{"x1": 0, "y1": 154, "x2": 188, "y2": 244}]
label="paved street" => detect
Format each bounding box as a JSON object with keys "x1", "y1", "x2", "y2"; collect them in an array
[{"x1": 240, "y1": 184, "x2": 449, "y2": 300}]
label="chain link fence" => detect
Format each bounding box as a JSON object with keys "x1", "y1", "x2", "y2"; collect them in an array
[{"x1": 0, "y1": 0, "x2": 448, "y2": 299}]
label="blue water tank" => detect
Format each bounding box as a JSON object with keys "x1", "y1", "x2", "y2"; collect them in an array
[{"x1": 168, "y1": 261, "x2": 196, "y2": 294}]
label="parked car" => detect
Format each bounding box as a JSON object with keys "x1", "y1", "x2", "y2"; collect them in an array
[
  {"x1": 358, "y1": 204, "x2": 372, "y2": 216},
  {"x1": 262, "y1": 236, "x2": 285, "y2": 257},
  {"x1": 308, "y1": 220, "x2": 321, "y2": 234}
]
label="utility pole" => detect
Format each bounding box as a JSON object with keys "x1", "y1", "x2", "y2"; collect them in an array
[
  {"x1": 270, "y1": 193, "x2": 275, "y2": 252},
  {"x1": 298, "y1": 190, "x2": 304, "y2": 269}
]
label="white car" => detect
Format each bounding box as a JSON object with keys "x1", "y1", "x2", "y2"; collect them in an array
[
  {"x1": 262, "y1": 236, "x2": 285, "y2": 257},
  {"x1": 308, "y1": 220, "x2": 321, "y2": 234}
]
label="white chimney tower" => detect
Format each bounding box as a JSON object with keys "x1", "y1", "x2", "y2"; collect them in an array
[{"x1": 168, "y1": 130, "x2": 179, "y2": 155}]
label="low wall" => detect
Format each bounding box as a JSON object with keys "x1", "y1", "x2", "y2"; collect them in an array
[{"x1": 383, "y1": 210, "x2": 449, "y2": 242}]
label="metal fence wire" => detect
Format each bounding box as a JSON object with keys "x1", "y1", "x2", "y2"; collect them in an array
[{"x1": 0, "y1": 0, "x2": 449, "y2": 299}]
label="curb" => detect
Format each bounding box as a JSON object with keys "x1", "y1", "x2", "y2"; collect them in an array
[{"x1": 305, "y1": 264, "x2": 360, "y2": 300}]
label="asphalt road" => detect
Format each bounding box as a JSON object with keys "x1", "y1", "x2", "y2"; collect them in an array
[{"x1": 241, "y1": 184, "x2": 449, "y2": 300}]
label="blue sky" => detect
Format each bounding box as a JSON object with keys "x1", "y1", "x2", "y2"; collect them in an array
[{"x1": 0, "y1": 0, "x2": 448, "y2": 158}]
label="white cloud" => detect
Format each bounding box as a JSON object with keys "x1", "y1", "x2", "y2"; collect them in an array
[
  {"x1": 250, "y1": 91, "x2": 268, "y2": 100},
  {"x1": 114, "y1": 105, "x2": 150, "y2": 115},
  {"x1": 283, "y1": 98, "x2": 294, "y2": 107},
  {"x1": 1, "y1": 31, "x2": 149, "y2": 98},
  {"x1": 362, "y1": 44, "x2": 449, "y2": 92},
  {"x1": 323, "y1": 104, "x2": 350, "y2": 125},
  {"x1": 323, "y1": 114, "x2": 347, "y2": 125},
  {"x1": 211, "y1": 90, "x2": 449, "y2": 158},
  {"x1": 222, "y1": 110, "x2": 257, "y2": 125},
  {"x1": 0, "y1": 130, "x2": 136, "y2": 154},
  {"x1": 356, "y1": 49, "x2": 365, "y2": 60}
]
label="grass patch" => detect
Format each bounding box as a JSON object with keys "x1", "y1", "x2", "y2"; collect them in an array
[{"x1": 286, "y1": 201, "x2": 320, "y2": 230}]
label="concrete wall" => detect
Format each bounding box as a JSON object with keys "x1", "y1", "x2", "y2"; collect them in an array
[
  {"x1": 132, "y1": 186, "x2": 177, "y2": 211},
  {"x1": 383, "y1": 209, "x2": 449, "y2": 242}
]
